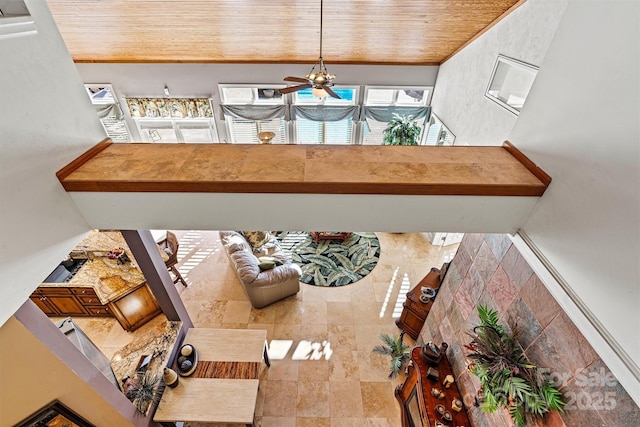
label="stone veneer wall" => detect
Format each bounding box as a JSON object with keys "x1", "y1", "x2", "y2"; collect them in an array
[{"x1": 419, "y1": 233, "x2": 639, "y2": 427}]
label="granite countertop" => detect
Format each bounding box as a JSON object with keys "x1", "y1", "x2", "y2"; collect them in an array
[
  {"x1": 110, "y1": 320, "x2": 182, "y2": 414},
  {"x1": 39, "y1": 230, "x2": 168, "y2": 304}
]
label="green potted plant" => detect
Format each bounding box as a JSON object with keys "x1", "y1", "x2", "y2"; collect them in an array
[
  {"x1": 372, "y1": 332, "x2": 411, "y2": 379},
  {"x1": 383, "y1": 114, "x2": 421, "y2": 145},
  {"x1": 465, "y1": 305, "x2": 564, "y2": 427}
]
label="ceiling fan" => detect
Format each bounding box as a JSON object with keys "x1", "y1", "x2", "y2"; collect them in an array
[{"x1": 280, "y1": 0, "x2": 340, "y2": 99}]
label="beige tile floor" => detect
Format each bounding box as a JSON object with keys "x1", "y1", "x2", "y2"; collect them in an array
[{"x1": 70, "y1": 231, "x2": 459, "y2": 427}]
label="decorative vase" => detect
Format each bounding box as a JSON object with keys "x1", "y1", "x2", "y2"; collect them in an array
[
  {"x1": 420, "y1": 341, "x2": 448, "y2": 366},
  {"x1": 163, "y1": 367, "x2": 179, "y2": 388}
]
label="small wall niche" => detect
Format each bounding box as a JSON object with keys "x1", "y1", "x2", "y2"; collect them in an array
[
  {"x1": 485, "y1": 55, "x2": 538, "y2": 115},
  {"x1": 0, "y1": 0, "x2": 36, "y2": 39}
]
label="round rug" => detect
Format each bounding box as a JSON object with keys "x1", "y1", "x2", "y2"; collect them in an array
[{"x1": 278, "y1": 232, "x2": 381, "y2": 287}]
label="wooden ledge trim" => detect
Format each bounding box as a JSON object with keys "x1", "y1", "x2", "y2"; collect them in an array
[
  {"x1": 59, "y1": 181, "x2": 548, "y2": 196},
  {"x1": 502, "y1": 141, "x2": 552, "y2": 186},
  {"x1": 56, "y1": 138, "x2": 112, "y2": 180}
]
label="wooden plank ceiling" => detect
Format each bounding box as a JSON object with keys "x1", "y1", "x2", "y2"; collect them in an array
[{"x1": 45, "y1": 0, "x2": 523, "y2": 64}]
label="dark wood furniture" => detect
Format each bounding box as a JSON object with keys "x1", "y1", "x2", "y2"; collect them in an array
[
  {"x1": 158, "y1": 231, "x2": 188, "y2": 287},
  {"x1": 309, "y1": 231, "x2": 352, "y2": 243},
  {"x1": 30, "y1": 287, "x2": 111, "y2": 318},
  {"x1": 31, "y1": 282, "x2": 161, "y2": 331},
  {"x1": 396, "y1": 265, "x2": 446, "y2": 340},
  {"x1": 396, "y1": 346, "x2": 471, "y2": 427}
]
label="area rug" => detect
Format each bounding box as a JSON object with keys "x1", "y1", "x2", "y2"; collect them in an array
[{"x1": 276, "y1": 232, "x2": 381, "y2": 287}]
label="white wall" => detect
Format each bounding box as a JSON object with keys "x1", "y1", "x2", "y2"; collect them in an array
[
  {"x1": 0, "y1": 0, "x2": 103, "y2": 327},
  {"x1": 428, "y1": 0, "x2": 639, "y2": 403},
  {"x1": 430, "y1": 0, "x2": 568, "y2": 146},
  {"x1": 511, "y1": 0, "x2": 640, "y2": 391},
  {"x1": 75, "y1": 63, "x2": 439, "y2": 141}
]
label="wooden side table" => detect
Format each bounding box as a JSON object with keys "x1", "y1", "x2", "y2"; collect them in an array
[{"x1": 395, "y1": 267, "x2": 443, "y2": 340}]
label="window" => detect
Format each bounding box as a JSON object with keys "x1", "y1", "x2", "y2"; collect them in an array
[
  {"x1": 364, "y1": 87, "x2": 432, "y2": 107},
  {"x1": 221, "y1": 86, "x2": 284, "y2": 105},
  {"x1": 136, "y1": 119, "x2": 217, "y2": 143},
  {"x1": 293, "y1": 87, "x2": 358, "y2": 144},
  {"x1": 361, "y1": 86, "x2": 432, "y2": 145},
  {"x1": 424, "y1": 113, "x2": 456, "y2": 146},
  {"x1": 293, "y1": 87, "x2": 356, "y2": 105},
  {"x1": 296, "y1": 117, "x2": 354, "y2": 144},
  {"x1": 226, "y1": 116, "x2": 286, "y2": 144},
  {"x1": 126, "y1": 97, "x2": 218, "y2": 143},
  {"x1": 220, "y1": 85, "x2": 287, "y2": 143},
  {"x1": 84, "y1": 84, "x2": 132, "y2": 143},
  {"x1": 486, "y1": 55, "x2": 538, "y2": 115}
]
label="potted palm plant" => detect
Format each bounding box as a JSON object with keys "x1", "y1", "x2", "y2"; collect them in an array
[
  {"x1": 372, "y1": 332, "x2": 410, "y2": 379},
  {"x1": 383, "y1": 114, "x2": 421, "y2": 145}
]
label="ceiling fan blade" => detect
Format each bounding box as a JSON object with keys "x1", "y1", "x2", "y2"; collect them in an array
[
  {"x1": 323, "y1": 85, "x2": 341, "y2": 99},
  {"x1": 280, "y1": 84, "x2": 312, "y2": 94},
  {"x1": 284, "y1": 76, "x2": 309, "y2": 83}
]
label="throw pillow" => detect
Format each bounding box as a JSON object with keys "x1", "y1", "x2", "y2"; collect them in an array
[
  {"x1": 240, "y1": 231, "x2": 273, "y2": 251},
  {"x1": 258, "y1": 256, "x2": 283, "y2": 267},
  {"x1": 258, "y1": 260, "x2": 277, "y2": 271}
]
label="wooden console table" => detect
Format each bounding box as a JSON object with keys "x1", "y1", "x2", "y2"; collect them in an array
[
  {"x1": 154, "y1": 328, "x2": 268, "y2": 427},
  {"x1": 395, "y1": 346, "x2": 471, "y2": 427}
]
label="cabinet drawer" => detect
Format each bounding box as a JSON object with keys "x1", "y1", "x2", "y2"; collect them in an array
[
  {"x1": 85, "y1": 306, "x2": 112, "y2": 317},
  {"x1": 39, "y1": 287, "x2": 73, "y2": 295},
  {"x1": 77, "y1": 295, "x2": 102, "y2": 305},
  {"x1": 70, "y1": 287, "x2": 98, "y2": 297}
]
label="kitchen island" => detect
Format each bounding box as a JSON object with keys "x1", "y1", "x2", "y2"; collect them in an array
[{"x1": 31, "y1": 230, "x2": 166, "y2": 332}]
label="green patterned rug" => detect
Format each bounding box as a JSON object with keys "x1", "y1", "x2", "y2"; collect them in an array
[{"x1": 276, "y1": 232, "x2": 381, "y2": 287}]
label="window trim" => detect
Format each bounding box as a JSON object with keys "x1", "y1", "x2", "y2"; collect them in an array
[
  {"x1": 135, "y1": 118, "x2": 219, "y2": 143},
  {"x1": 363, "y1": 86, "x2": 433, "y2": 106},
  {"x1": 485, "y1": 54, "x2": 538, "y2": 116}
]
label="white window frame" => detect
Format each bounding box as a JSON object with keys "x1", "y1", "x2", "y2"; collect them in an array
[
  {"x1": 84, "y1": 83, "x2": 132, "y2": 143},
  {"x1": 424, "y1": 113, "x2": 456, "y2": 146},
  {"x1": 219, "y1": 84, "x2": 289, "y2": 143},
  {"x1": 292, "y1": 86, "x2": 359, "y2": 144},
  {"x1": 135, "y1": 118, "x2": 218, "y2": 143},
  {"x1": 485, "y1": 55, "x2": 538, "y2": 115},
  {"x1": 361, "y1": 86, "x2": 433, "y2": 145},
  {"x1": 219, "y1": 84, "x2": 286, "y2": 105},
  {"x1": 363, "y1": 86, "x2": 433, "y2": 106}
]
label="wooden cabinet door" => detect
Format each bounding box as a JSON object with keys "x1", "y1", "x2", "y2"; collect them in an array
[
  {"x1": 109, "y1": 283, "x2": 161, "y2": 331},
  {"x1": 30, "y1": 296, "x2": 57, "y2": 316},
  {"x1": 45, "y1": 295, "x2": 88, "y2": 316}
]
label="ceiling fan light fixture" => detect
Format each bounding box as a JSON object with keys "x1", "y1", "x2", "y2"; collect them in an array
[
  {"x1": 312, "y1": 87, "x2": 328, "y2": 98},
  {"x1": 280, "y1": 0, "x2": 341, "y2": 100}
]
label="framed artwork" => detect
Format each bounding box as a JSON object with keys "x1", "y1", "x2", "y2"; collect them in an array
[
  {"x1": 485, "y1": 54, "x2": 538, "y2": 115},
  {"x1": 14, "y1": 400, "x2": 94, "y2": 427}
]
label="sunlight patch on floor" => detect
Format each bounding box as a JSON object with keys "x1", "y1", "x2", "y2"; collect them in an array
[
  {"x1": 175, "y1": 230, "x2": 215, "y2": 279},
  {"x1": 393, "y1": 272, "x2": 412, "y2": 318}
]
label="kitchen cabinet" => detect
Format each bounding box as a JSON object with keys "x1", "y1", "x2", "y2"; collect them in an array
[
  {"x1": 108, "y1": 283, "x2": 161, "y2": 332},
  {"x1": 32, "y1": 230, "x2": 166, "y2": 331},
  {"x1": 30, "y1": 288, "x2": 90, "y2": 317},
  {"x1": 29, "y1": 287, "x2": 112, "y2": 317}
]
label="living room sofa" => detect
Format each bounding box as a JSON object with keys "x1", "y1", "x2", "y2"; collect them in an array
[{"x1": 219, "y1": 231, "x2": 301, "y2": 308}]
